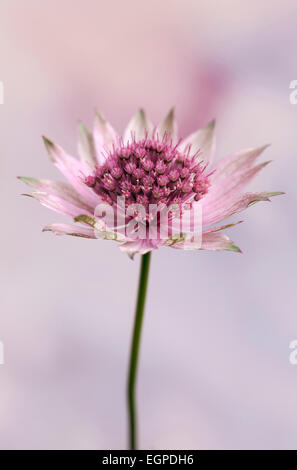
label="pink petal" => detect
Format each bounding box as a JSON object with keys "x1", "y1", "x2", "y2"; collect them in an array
[
  {"x1": 179, "y1": 120, "x2": 216, "y2": 164},
  {"x1": 157, "y1": 108, "x2": 177, "y2": 141},
  {"x1": 43, "y1": 223, "x2": 96, "y2": 238},
  {"x1": 171, "y1": 231, "x2": 241, "y2": 253},
  {"x1": 203, "y1": 220, "x2": 243, "y2": 233},
  {"x1": 123, "y1": 109, "x2": 153, "y2": 144},
  {"x1": 176, "y1": 191, "x2": 283, "y2": 232},
  {"x1": 77, "y1": 122, "x2": 97, "y2": 168},
  {"x1": 74, "y1": 214, "x2": 127, "y2": 242},
  {"x1": 119, "y1": 239, "x2": 161, "y2": 259},
  {"x1": 19, "y1": 177, "x2": 94, "y2": 213},
  {"x1": 200, "y1": 232, "x2": 242, "y2": 252},
  {"x1": 202, "y1": 161, "x2": 271, "y2": 212},
  {"x1": 211, "y1": 145, "x2": 269, "y2": 183},
  {"x1": 201, "y1": 189, "x2": 281, "y2": 226},
  {"x1": 43, "y1": 137, "x2": 100, "y2": 207},
  {"x1": 93, "y1": 111, "x2": 118, "y2": 164},
  {"x1": 24, "y1": 192, "x2": 92, "y2": 218}
]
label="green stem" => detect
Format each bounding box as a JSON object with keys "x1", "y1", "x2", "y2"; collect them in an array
[{"x1": 127, "y1": 252, "x2": 151, "y2": 450}]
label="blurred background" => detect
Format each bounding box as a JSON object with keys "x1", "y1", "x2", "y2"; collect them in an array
[{"x1": 0, "y1": 0, "x2": 296, "y2": 450}]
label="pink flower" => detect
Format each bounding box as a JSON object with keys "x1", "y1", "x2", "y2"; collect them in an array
[{"x1": 19, "y1": 109, "x2": 283, "y2": 258}]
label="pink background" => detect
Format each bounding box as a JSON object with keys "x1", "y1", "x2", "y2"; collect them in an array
[{"x1": 1, "y1": 0, "x2": 296, "y2": 449}]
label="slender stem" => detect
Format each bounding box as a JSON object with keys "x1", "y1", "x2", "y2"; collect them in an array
[{"x1": 127, "y1": 252, "x2": 151, "y2": 450}]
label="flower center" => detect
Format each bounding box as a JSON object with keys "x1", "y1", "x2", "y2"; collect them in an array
[{"x1": 85, "y1": 136, "x2": 210, "y2": 211}]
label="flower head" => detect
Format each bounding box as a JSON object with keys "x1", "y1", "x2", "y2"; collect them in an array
[{"x1": 19, "y1": 109, "x2": 283, "y2": 258}]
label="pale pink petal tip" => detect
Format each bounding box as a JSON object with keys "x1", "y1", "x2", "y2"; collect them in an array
[
  {"x1": 124, "y1": 109, "x2": 153, "y2": 143},
  {"x1": 158, "y1": 108, "x2": 177, "y2": 140}
]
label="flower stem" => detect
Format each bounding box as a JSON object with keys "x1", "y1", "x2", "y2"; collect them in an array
[{"x1": 127, "y1": 252, "x2": 151, "y2": 450}]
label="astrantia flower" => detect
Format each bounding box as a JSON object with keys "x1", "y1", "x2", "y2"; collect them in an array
[
  {"x1": 19, "y1": 109, "x2": 283, "y2": 258},
  {"x1": 19, "y1": 108, "x2": 284, "y2": 450}
]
